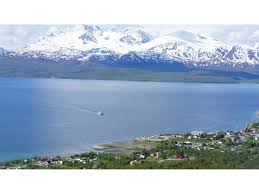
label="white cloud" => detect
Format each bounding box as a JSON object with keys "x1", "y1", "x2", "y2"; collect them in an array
[
  {"x1": 47, "y1": 26, "x2": 59, "y2": 34},
  {"x1": 251, "y1": 30, "x2": 259, "y2": 38},
  {"x1": 0, "y1": 25, "x2": 72, "y2": 49}
]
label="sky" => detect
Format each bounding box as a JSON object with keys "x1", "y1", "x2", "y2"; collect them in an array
[{"x1": 0, "y1": 25, "x2": 259, "y2": 49}]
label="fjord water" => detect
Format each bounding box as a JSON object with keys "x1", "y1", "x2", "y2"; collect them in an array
[{"x1": 0, "y1": 77, "x2": 259, "y2": 161}]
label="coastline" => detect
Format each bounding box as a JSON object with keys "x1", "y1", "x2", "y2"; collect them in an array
[
  {"x1": 1, "y1": 75, "x2": 259, "y2": 84},
  {"x1": 1, "y1": 76, "x2": 259, "y2": 164},
  {"x1": 0, "y1": 122, "x2": 259, "y2": 169}
]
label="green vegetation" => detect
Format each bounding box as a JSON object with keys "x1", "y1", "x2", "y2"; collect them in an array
[
  {"x1": 1, "y1": 122, "x2": 259, "y2": 169},
  {"x1": 252, "y1": 122, "x2": 259, "y2": 128}
]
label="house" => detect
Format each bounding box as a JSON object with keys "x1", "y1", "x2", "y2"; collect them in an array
[
  {"x1": 226, "y1": 132, "x2": 231, "y2": 137},
  {"x1": 175, "y1": 152, "x2": 185, "y2": 160},
  {"x1": 40, "y1": 157, "x2": 49, "y2": 162},
  {"x1": 169, "y1": 135, "x2": 177, "y2": 139},
  {"x1": 226, "y1": 131, "x2": 237, "y2": 137},
  {"x1": 130, "y1": 160, "x2": 143, "y2": 166},
  {"x1": 80, "y1": 156, "x2": 88, "y2": 161},
  {"x1": 150, "y1": 152, "x2": 161, "y2": 158},
  {"x1": 192, "y1": 143, "x2": 202, "y2": 149},
  {"x1": 183, "y1": 141, "x2": 192, "y2": 147},
  {"x1": 191, "y1": 131, "x2": 203, "y2": 136},
  {"x1": 139, "y1": 153, "x2": 146, "y2": 159},
  {"x1": 52, "y1": 160, "x2": 63, "y2": 165},
  {"x1": 239, "y1": 134, "x2": 246, "y2": 141},
  {"x1": 89, "y1": 156, "x2": 98, "y2": 162},
  {"x1": 230, "y1": 135, "x2": 240, "y2": 142},
  {"x1": 155, "y1": 152, "x2": 161, "y2": 157},
  {"x1": 130, "y1": 160, "x2": 136, "y2": 166},
  {"x1": 38, "y1": 161, "x2": 48, "y2": 167},
  {"x1": 176, "y1": 142, "x2": 182, "y2": 147},
  {"x1": 65, "y1": 158, "x2": 73, "y2": 162}
]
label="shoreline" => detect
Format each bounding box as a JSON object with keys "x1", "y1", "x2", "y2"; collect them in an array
[
  {"x1": 1, "y1": 75, "x2": 259, "y2": 84},
  {"x1": 0, "y1": 121, "x2": 258, "y2": 163},
  {"x1": 0, "y1": 121, "x2": 258, "y2": 169}
]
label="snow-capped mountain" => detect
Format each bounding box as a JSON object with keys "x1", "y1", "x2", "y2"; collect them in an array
[
  {"x1": 7, "y1": 25, "x2": 259, "y2": 68},
  {"x1": 15, "y1": 25, "x2": 152, "y2": 58},
  {"x1": 0, "y1": 47, "x2": 8, "y2": 56}
]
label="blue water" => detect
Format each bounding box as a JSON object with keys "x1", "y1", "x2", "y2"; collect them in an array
[{"x1": 0, "y1": 77, "x2": 259, "y2": 161}]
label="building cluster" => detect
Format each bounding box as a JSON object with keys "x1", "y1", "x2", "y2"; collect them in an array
[
  {"x1": 1, "y1": 122, "x2": 258, "y2": 169},
  {"x1": 129, "y1": 123, "x2": 259, "y2": 166}
]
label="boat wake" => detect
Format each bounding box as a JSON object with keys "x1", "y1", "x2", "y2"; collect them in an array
[{"x1": 70, "y1": 106, "x2": 103, "y2": 116}]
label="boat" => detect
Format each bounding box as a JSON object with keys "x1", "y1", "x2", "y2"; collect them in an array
[{"x1": 97, "y1": 111, "x2": 104, "y2": 116}]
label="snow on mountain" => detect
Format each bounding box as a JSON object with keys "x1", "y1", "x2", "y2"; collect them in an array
[
  {"x1": 16, "y1": 25, "x2": 153, "y2": 57},
  {"x1": 0, "y1": 47, "x2": 8, "y2": 56},
  {"x1": 11, "y1": 26, "x2": 259, "y2": 67}
]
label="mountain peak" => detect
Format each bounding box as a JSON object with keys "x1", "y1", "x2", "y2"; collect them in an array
[
  {"x1": 136, "y1": 30, "x2": 152, "y2": 43},
  {"x1": 119, "y1": 29, "x2": 152, "y2": 45},
  {"x1": 168, "y1": 30, "x2": 214, "y2": 43},
  {"x1": 13, "y1": 26, "x2": 259, "y2": 66},
  {"x1": 0, "y1": 47, "x2": 7, "y2": 55},
  {"x1": 82, "y1": 25, "x2": 102, "y2": 32}
]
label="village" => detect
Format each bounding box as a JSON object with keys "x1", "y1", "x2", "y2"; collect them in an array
[{"x1": 1, "y1": 122, "x2": 259, "y2": 169}]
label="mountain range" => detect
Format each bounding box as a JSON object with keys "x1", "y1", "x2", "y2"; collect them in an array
[{"x1": 1, "y1": 25, "x2": 259, "y2": 82}]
